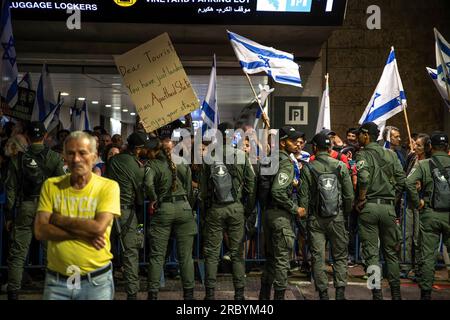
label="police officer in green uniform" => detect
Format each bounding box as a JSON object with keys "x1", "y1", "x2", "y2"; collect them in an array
[
  {"x1": 145, "y1": 136, "x2": 197, "y2": 300},
  {"x1": 355, "y1": 122, "x2": 406, "y2": 300},
  {"x1": 405, "y1": 131, "x2": 450, "y2": 300},
  {"x1": 299, "y1": 133, "x2": 354, "y2": 300},
  {"x1": 201, "y1": 122, "x2": 256, "y2": 300},
  {"x1": 259, "y1": 126, "x2": 305, "y2": 300},
  {"x1": 5, "y1": 122, "x2": 65, "y2": 300},
  {"x1": 106, "y1": 131, "x2": 148, "y2": 300}
]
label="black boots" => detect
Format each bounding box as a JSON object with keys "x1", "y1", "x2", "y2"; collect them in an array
[
  {"x1": 319, "y1": 289, "x2": 329, "y2": 300},
  {"x1": 147, "y1": 291, "x2": 158, "y2": 300},
  {"x1": 7, "y1": 291, "x2": 18, "y2": 300},
  {"x1": 420, "y1": 289, "x2": 431, "y2": 300},
  {"x1": 390, "y1": 285, "x2": 402, "y2": 300},
  {"x1": 372, "y1": 289, "x2": 383, "y2": 300},
  {"x1": 274, "y1": 289, "x2": 285, "y2": 300},
  {"x1": 234, "y1": 287, "x2": 245, "y2": 300},
  {"x1": 259, "y1": 283, "x2": 272, "y2": 300},
  {"x1": 204, "y1": 287, "x2": 215, "y2": 300},
  {"x1": 183, "y1": 288, "x2": 195, "y2": 300},
  {"x1": 335, "y1": 287, "x2": 346, "y2": 300}
]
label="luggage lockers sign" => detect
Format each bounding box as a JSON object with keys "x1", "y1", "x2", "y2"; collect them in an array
[
  {"x1": 10, "y1": 0, "x2": 348, "y2": 26},
  {"x1": 114, "y1": 33, "x2": 199, "y2": 133}
]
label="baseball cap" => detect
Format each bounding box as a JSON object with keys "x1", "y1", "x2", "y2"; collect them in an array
[
  {"x1": 320, "y1": 128, "x2": 336, "y2": 136},
  {"x1": 358, "y1": 122, "x2": 380, "y2": 136},
  {"x1": 279, "y1": 126, "x2": 302, "y2": 140},
  {"x1": 310, "y1": 132, "x2": 332, "y2": 148},
  {"x1": 127, "y1": 132, "x2": 158, "y2": 149},
  {"x1": 27, "y1": 121, "x2": 47, "y2": 139},
  {"x1": 430, "y1": 131, "x2": 448, "y2": 146}
]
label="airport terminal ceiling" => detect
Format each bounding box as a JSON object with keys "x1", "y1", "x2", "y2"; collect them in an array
[{"x1": 9, "y1": 0, "x2": 347, "y2": 123}]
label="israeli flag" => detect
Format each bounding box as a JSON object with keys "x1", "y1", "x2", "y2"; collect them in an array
[
  {"x1": 227, "y1": 30, "x2": 302, "y2": 88},
  {"x1": 201, "y1": 55, "x2": 219, "y2": 136},
  {"x1": 31, "y1": 64, "x2": 56, "y2": 122},
  {"x1": 359, "y1": 47, "x2": 407, "y2": 125},
  {"x1": 0, "y1": 0, "x2": 18, "y2": 108},
  {"x1": 70, "y1": 100, "x2": 90, "y2": 132},
  {"x1": 43, "y1": 98, "x2": 63, "y2": 133},
  {"x1": 315, "y1": 74, "x2": 331, "y2": 133},
  {"x1": 18, "y1": 72, "x2": 32, "y2": 89},
  {"x1": 426, "y1": 29, "x2": 450, "y2": 111}
]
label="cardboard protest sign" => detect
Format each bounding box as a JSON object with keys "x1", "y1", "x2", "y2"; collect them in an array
[{"x1": 114, "y1": 32, "x2": 199, "y2": 132}]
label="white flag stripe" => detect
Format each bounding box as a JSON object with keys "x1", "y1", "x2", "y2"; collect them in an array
[
  {"x1": 359, "y1": 47, "x2": 407, "y2": 125},
  {"x1": 227, "y1": 30, "x2": 302, "y2": 88},
  {"x1": 316, "y1": 74, "x2": 331, "y2": 133}
]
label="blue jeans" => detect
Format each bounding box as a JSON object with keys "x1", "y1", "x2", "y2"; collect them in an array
[{"x1": 43, "y1": 264, "x2": 114, "y2": 300}]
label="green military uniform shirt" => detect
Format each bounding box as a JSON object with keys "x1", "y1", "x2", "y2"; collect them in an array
[
  {"x1": 106, "y1": 152, "x2": 145, "y2": 207},
  {"x1": 355, "y1": 142, "x2": 406, "y2": 200},
  {"x1": 271, "y1": 150, "x2": 299, "y2": 215},
  {"x1": 200, "y1": 147, "x2": 256, "y2": 214},
  {"x1": 299, "y1": 151, "x2": 354, "y2": 216},
  {"x1": 144, "y1": 152, "x2": 193, "y2": 205},
  {"x1": 5, "y1": 143, "x2": 65, "y2": 216},
  {"x1": 406, "y1": 151, "x2": 450, "y2": 208}
]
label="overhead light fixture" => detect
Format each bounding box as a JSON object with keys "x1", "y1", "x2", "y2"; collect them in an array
[
  {"x1": 77, "y1": 97, "x2": 86, "y2": 101},
  {"x1": 113, "y1": 106, "x2": 121, "y2": 110},
  {"x1": 122, "y1": 109, "x2": 128, "y2": 112},
  {"x1": 111, "y1": 83, "x2": 121, "y2": 86},
  {"x1": 105, "y1": 104, "x2": 112, "y2": 108},
  {"x1": 92, "y1": 101, "x2": 99, "y2": 104},
  {"x1": 60, "y1": 92, "x2": 70, "y2": 96},
  {"x1": 130, "y1": 112, "x2": 136, "y2": 116}
]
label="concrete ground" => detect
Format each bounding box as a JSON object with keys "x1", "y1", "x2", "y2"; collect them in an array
[{"x1": 1, "y1": 262, "x2": 450, "y2": 300}]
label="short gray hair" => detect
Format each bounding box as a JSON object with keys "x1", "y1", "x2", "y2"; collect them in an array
[
  {"x1": 382, "y1": 126, "x2": 400, "y2": 141},
  {"x1": 63, "y1": 131, "x2": 97, "y2": 155}
]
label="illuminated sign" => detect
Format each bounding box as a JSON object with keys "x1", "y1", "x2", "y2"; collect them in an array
[{"x1": 10, "y1": 0, "x2": 347, "y2": 26}]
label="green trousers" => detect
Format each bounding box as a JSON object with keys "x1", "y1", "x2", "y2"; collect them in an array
[
  {"x1": 203, "y1": 202, "x2": 245, "y2": 290},
  {"x1": 118, "y1": 207, "x2": 140, "y2": 296},
  {"x1": 261, "y1": 208, "x2": 295, "y2": 290},
  {"x1": 8, "y1": 200, "x2": 46, "y2": 292},
  {"x1": 400, "y1": 207, "x2": 421, "y2": 273},
  {"x1": 308, "y1": 213, "x2": 348, "y2": 292},
  {"x1": 418, "y1": 208, "x2": 450, "y2": 291},
  {"x1": 358, "y1": 202, "x2": 401, "y2": 288},
  {"x1": 148, "y1": 201, "x2": 197, "y2": 291}
]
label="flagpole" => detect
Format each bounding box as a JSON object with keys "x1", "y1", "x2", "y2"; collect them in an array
[
  {"x1": 435, "y1": 28, "x2": 450, "y2": 102},
  {"x1": 244, "y1": 72, "x2": 271, "y2": 129},
  {"x1": 402, "y1": 103, "x2": 413, "y2": 151}
]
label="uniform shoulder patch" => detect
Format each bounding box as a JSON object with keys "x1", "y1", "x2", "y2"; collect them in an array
[
  {"x1": 356, "y1": 160, "x2": 365, "y2": 171},
  {"x1": 278, "y1": 172, "x2": 290, "y2": 186}
]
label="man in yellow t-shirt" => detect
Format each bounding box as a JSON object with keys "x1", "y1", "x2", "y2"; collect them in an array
[{"x1": 35, "y1": 131, "x2": 121, "y2": 300}]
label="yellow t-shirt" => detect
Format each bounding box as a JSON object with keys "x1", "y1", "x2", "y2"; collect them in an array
[{"x1": 37, "y1": 174, "x2": 121, "y2": 275}]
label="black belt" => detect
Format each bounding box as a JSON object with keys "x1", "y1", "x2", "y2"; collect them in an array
[
  {"x1": 120, "y1": 204, "x2": 134, "y2": 210},
  {"x1": 367, "y1": 199, "x2": 395, "y2": 206},
  {"x1": 47, "y1": 263, "x2": 112, "y2": 281},
  {"x1": 160, "y1": 195, "x2": 187, "y2": 203}
]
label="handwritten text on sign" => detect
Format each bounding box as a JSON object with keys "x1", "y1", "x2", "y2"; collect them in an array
[{"x1": 114, "y1": 33, "x2": 199, "y2": 132}]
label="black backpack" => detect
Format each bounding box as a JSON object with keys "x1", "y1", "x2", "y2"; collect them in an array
[
  {"x1": 429, "y1": 157, "x2": 450, "y2": 211},
  {"x1": 256, "y1": 159, "x2": 276, "y2": 210},
  {"x1": 19, "y1": 147, "x2": 50, "y2": 197},
  {"x1": 211, "y1": 159, "x2": 236, "y2": 204},
  {"x1": 306, "y1": 158, "x2": 342, "y2": 218}
]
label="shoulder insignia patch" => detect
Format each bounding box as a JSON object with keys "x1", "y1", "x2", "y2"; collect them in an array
[
  {"x1": 278, "y1": 172, "x2": 290, "y2": 186},
  {"x1": 356, "y1": 160, "x2": 365, "y2": 171}
]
